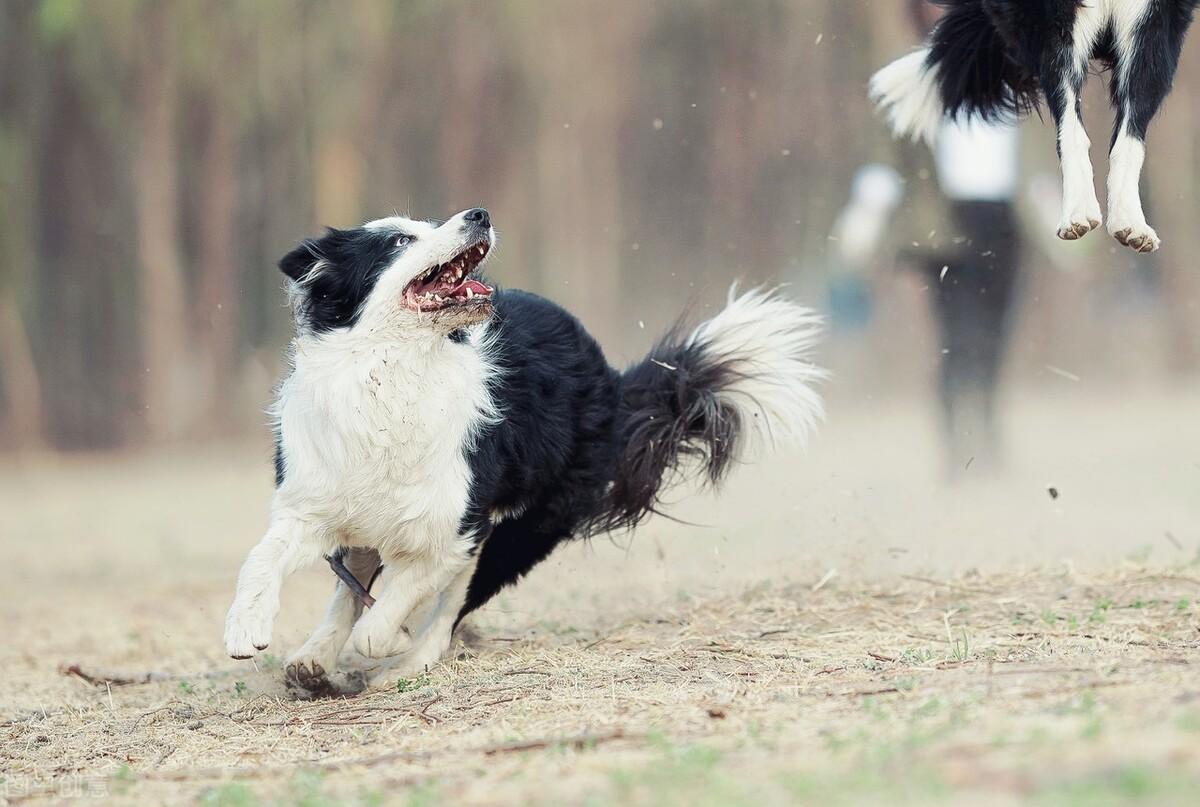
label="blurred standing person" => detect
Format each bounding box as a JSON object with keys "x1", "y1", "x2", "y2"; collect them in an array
[{"x1": 907, "y1": 0, "x2": 1024, "y2": 474}]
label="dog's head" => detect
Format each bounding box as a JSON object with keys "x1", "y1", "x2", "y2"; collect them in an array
[{"x1": 279, "y1": 208, "x2": 496, "y2": 336}]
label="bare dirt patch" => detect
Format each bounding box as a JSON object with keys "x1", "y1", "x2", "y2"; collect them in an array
[
  {"x1": 2, "y1": 390, "x2": 1198, "y2": 804},
  {"x1": 3, "y1": 568, "x2": 1199, "y2": 805}
]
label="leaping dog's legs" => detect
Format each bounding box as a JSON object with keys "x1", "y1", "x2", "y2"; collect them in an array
[
  {"x1": 1106, "y1": 7, "x2": 1175, "y2": 254},
  {"x1": 1044, "y1": 52, "x2": 1102, "y2": 241}
]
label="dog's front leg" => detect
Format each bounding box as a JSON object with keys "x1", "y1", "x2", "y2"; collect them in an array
[
  {"x1": 224, "y1": 516, "x2": 323, "y2": 659},
  {"x1": 285, "y1": 547, "x2": 381, "y2": 692}
]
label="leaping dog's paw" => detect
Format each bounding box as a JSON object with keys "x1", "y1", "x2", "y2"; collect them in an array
[
  {"x1": 1111, "y1": 225, "x2": 1160, "y2": 254},
  {"x1": 224, "y1": 607, "x2": 272, "y2": 660},
  {"x1": 1056, "y1": 217, "x2": 1101, "y2": 241}
]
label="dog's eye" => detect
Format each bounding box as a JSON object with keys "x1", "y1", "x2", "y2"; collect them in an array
[{"x1": 395, "y1": 234, "x2": 414, "y2": 247}]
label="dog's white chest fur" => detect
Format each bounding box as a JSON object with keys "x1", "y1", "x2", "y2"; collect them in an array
[{"x1": 273, "y1": 328, "x2": 497, "y2": 555}]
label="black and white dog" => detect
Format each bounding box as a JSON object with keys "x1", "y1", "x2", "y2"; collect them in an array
[
  {"x1": 872, "y1": 0, "x2": 1197, "y2": 253},
  {"x1": 224, "y1": 208, "x2": 824, "y2": 694}
]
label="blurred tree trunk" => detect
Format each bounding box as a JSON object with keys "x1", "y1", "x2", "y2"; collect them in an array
[
  {"x1": 134, "y1": 5, "x2": 191, "y2": 439},
  {"x1": 195, "y1": 88, "x2": 241, "y2": 428},
  {"x1": 1147, "y1": 87, "x2": 1200, "y2": 374},
  {"x1": 0, "y1": 0, "x2": 45, "y2": 449},
  {"x1": 522, "y1": 2, "x2": 648, "y2": 346}
]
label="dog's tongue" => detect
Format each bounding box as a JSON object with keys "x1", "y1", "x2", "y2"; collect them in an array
[{"x1": 460, "y1": 279, "x2": 492, "y2": 296}]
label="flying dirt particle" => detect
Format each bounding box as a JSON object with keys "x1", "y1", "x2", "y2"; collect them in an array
[{"x1": 1048, "y1": 486, "x2": 1059, "y2": 500}]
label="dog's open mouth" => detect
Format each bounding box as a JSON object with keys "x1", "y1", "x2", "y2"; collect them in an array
[{"x1": 403, "y1": 241, "x2": 494, "y2": 312}]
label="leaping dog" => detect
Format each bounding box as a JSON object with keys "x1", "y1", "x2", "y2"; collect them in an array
[{"x1": 872, "y1": 0, "x2": 1197, "y2": 253}]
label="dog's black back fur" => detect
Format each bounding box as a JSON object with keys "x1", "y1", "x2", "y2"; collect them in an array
[{"x1": 456, "y1": 291, "x2": 755, "y2": 619}]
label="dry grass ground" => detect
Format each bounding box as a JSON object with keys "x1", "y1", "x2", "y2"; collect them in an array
[{"x1": 1, "y1": 389, "x2": 1198, "y2": 805}]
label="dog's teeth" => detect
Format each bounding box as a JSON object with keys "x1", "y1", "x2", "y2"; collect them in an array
[{"x1": 466, "y1": 287, "x2": 474, "y2": 299}]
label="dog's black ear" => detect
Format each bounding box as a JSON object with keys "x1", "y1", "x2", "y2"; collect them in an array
[{"x1": 278, "y1": 238, "x2": 324, "y2": 282}]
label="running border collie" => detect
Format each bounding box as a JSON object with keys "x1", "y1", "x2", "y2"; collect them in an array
[
  {"x1": 871, "y1": 0, "x2": 1197, "y2": 253},
  {"x1": 224, "y1": 208, "x2": 824, "y2": 695}
]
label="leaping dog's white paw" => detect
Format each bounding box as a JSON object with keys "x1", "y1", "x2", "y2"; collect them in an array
[
  {"x1": 349, "y1": 612, "x2": 414, "y2": 659},
  {"x1": 224, "y1": 604, "x2": 273, "y2": 659},
  {"x1": 1056, "y1": 212, "x2": 1102, "y2": 241},
  {"x1": 1109, "y1": 221, "x2": 1161, "y2": 254}
]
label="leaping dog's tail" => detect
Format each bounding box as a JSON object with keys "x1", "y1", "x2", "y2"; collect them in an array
[
  {"x1": 593, "y1": 287, "x2": 825, "y2": 534},
  {"x1": 870, "y1": 0, "x2": 1041, "y2": 144}
]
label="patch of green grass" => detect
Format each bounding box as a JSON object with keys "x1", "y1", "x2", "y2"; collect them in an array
[
  {"x1": 177, "y1": 680, "x2": 196, "y2": 695},
  {"x1": 898, "y1": 647, "x2": 936, "y2": 665},
  {"x1": 1088, "y1": 599, "x2": 1112, "y2": 624},
  {"x1": 404, "y1": 781, "x2": 442, "y2": 807},
  {"x1": 233, "y1": 680, "x2": 248, "y2": 698},
  {"x1": 1033, "y1": 765, "x2": 1200, "y2": 806},
  {"x1": 1174, "y1": 598, "x2": 1191, "y2": 613},
  {"x1": 780, "y1": 766, "x2": 949, "y2": 806},
  {"x1": 199, "y1": 782, "x2": 259, "y2": 807},
  {"x1": 606, "y1": 741, "x2": 735, "y2": 807},
  {"x1": 949, "y1": 627, "x2": 971, "y2": 663},
  {"x1": 395, "y1": 674, "x2": 432, "y2": 694},
  {"x1": 287, "y1": 769, "x2": 340, "y2": 807},
  {"x1": 111, "y1": 764, "x2": 136, "y2": 794}
]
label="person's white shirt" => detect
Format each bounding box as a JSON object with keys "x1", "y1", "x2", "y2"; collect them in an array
[{"x1": 934, "y1": 117, "x2": 1019, "y2": 202}]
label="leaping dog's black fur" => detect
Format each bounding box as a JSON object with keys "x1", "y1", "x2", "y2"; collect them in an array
[{"x1": 873, "y1": 0, "x2": 1197, "y2": 252}]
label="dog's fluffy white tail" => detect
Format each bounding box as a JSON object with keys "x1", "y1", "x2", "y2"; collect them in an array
[
  {"x1": 597, "y1": 287, "x2": 824, "y2": 533},
  {"x1": 869, "y1": 49, "x2": 944, "y2": 145},
  {"x1": 685, "y1": 287, "x2": 825, "y2": 454}
]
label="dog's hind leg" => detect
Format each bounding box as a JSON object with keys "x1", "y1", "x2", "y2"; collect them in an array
[
  {"x1": 366, "y1": 562, "x2": 478, "y2": 685},
  {"x1": 1044, "y1": 46, "x2": 1103, "y2": 241},
  {"x1": 1105, "y1": 6, "x2": 1184, "y2": 254},
  {"x1": 285, "y1": 547, "x2": 381, "y2": 696}
]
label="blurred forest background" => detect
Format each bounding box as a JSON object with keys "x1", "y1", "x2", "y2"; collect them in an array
[{"x1": 1, "y1": 0, "x2": 1198, "y2": 451}]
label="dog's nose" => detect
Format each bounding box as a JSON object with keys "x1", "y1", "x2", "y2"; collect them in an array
[{"x1": 464, "y1": 208, "x2": 490, "y2": 228}]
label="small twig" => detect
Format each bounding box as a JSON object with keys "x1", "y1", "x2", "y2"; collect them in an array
[
  {"x1": 326, "y1": 553, "x2": 376, "y2": 608},
  {"x1": 867, "y1": 651, "x2": 897, "y2": 663}
]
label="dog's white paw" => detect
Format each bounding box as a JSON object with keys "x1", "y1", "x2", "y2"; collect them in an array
[
  {"x1": 1056, "y1": 211, "x2": 1102, "y2": 241},
  {"x1": 224, "y1": 603, "x2": 273, "y2": 659},
  {"x1": 1109, "y1": 221, "x2": 1160, "y2": 254},
  {"x1": 349, "y1": 612, "x2": 414, "y2": 659}
]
